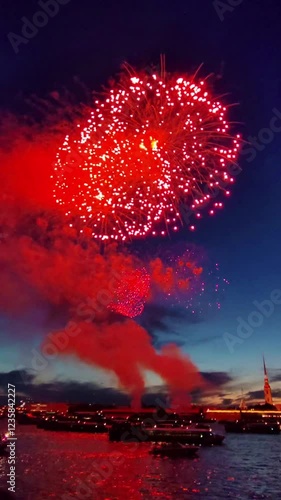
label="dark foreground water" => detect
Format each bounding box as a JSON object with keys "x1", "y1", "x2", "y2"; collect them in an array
[{"x1": 0, "y1": 422, "x2": 280, "y2": 499}]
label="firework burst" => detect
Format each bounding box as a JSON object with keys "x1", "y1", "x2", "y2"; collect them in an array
[
  {"x1": 52, "y1": 69, "x2": 240, "y2": 241},
  {"x1": 108, "y1": 267, "x2": 151, "y2": 318},
  {"x1": 160, "y1": 246, "x2": 230, "y2": 317}
]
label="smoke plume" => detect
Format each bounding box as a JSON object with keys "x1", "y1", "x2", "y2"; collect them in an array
[{"x1": 0, "y1": 103, "x2": 206, "y2": 405}]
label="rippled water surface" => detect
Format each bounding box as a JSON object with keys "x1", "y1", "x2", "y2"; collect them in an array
[{"x1": 0, "y1": 422, "x2": 280, "y2": 499}]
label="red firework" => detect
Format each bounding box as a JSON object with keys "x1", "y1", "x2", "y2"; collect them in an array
[
  {"x1": 52, "y1": 69, "x2": 240, "y2": 241},
  {"x1": 109, "y1": 267, "x2": 151, "y2": 318}
]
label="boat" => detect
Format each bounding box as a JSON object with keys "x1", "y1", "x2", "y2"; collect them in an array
[
  {"x1": 225, "y1": 421, "x2": 280, "y2": 434},
  {"x1": 145, "y1": 425, "x2": 224, "y2": 446},
  {"x1": 17, "y1": 410, "x2": 50, "y2": 425},
  {"x1": 38, "y1": 413, "x2": 108, "y2": 433},
  {"x1": 150, "y1": 442, "x2": 199, "y2": 458},
  {"x1": 109, "y1": 421, "x2": 225, "y2": 446}
]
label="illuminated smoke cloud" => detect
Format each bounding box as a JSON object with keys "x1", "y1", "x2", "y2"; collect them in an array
[{"x1": 0, "y1": 71, "x2": 238, "y2": 404}]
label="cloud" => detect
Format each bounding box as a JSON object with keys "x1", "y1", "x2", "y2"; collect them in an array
[
  {"x1": 201, "y1": 371, "x2": 233, "y2": 386},
  {"x1": 186, "y1": 334, "x2": 222, "y2": 347},
  {"x1": 246, "y1": 388, "x2": 281, "y2": 400},
  {"x1": 139, "y1": 302, "x2": 205, "y2": 349},
  {"x1": 221, "y1": 398, "x2": 235, "y2": 406},
  {"x1": 0, "y1": 370, "x2": 129, "y2": 405},
  {"x1": 139, "y1": 303, "x2": 190, "y2": 332},
  {"x1": 0, "y1": 369, "x2": 234, "y2": 406},
  {"x1": 270, "y1": 370, "x2": 281, "y2": 382}
]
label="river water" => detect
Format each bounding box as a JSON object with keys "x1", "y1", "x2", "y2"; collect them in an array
[{"x1": 0, "y1": 422, "x2": 280, "y2": 499}]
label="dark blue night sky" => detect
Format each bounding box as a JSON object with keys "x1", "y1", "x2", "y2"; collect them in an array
[{"x1": 0, "y1": 0, "x2": 281, "y2": 405}]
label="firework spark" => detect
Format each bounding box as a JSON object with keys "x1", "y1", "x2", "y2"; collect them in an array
[
  {"x1": 109, "y1": 267, "x2": 151, "y2": 318},
  {"x1": 52, "y1": 69, "x2": 240, "y2": 241},
  {"x1": 161, "y1": 247, "x2": 229, "y2": 316}
]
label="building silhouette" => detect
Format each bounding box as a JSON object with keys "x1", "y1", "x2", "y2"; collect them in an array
[{"x1": 263, "y1": 356, "x2": 273, "y2": 406}]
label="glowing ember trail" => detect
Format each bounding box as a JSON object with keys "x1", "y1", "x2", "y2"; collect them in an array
[{"x1": 52, "y1": 70, "x2": 240, "y2": 241}]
